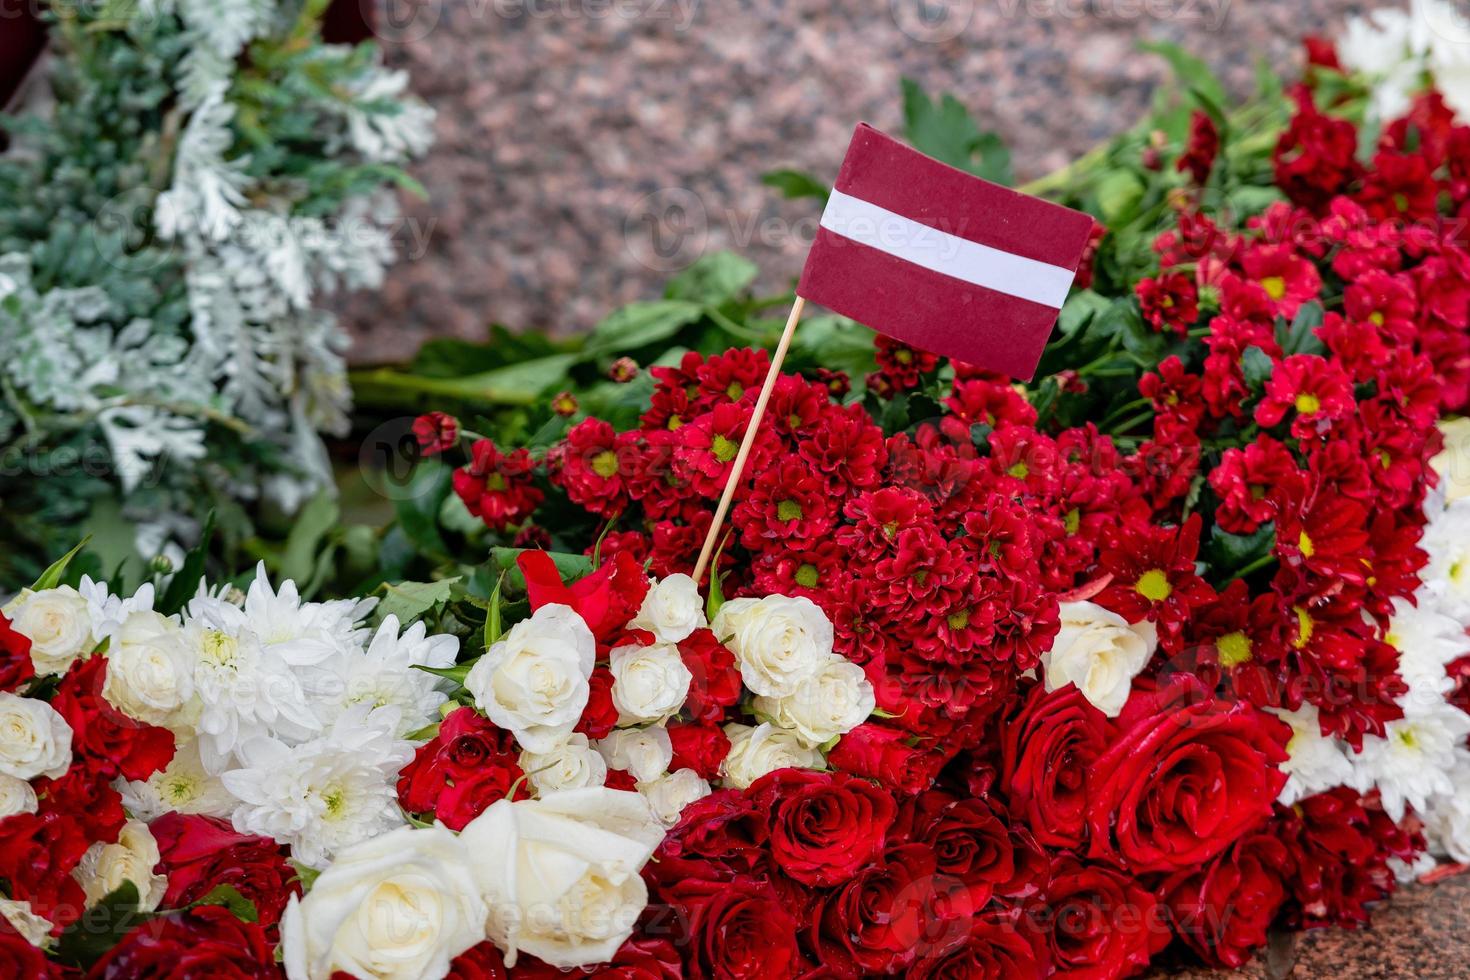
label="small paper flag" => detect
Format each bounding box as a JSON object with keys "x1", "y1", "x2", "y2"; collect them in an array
[{"x1": 798, "y1": 123, "x2": 1095, "y2": 380}]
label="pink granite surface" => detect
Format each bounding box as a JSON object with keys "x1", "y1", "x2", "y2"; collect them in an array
[{"x1": 335, "y1": 0, "x2": 1378, "y2": 363}]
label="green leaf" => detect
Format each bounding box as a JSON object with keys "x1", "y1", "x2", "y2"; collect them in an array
[
  {"x1": 157, "y1": 512, "x2": 217, "y2": 615},
  {"x1": 56, "y1": 881, "x2": 143, "y2": 968},
  {"x1": 761, "y1": 168, "x2": 830, "y2": 202},
  {"x1": 485, "y1": 573, "x2": 505, "y2": 650},
  {"x1": 393, "y1": 459, "x2": 453, "y2": 557},
  {"x1": 350, "y1": 354, "x2": 578, "y2": 408},
  {"x1": 378, "y1": 577, "x2": 460, "y2": 623},
  {"x1": 1205, "y1": 523, "x2": 1277, "y2": 576},
  {"x1": 30, "y1": 537, "x2": 91, "y2": 591},
  {"x1": 280, "y1": 490, "x2": 339, "y2": 589},
  {"x1": 192, "y1": 884, "x2": 259, "y2": 923},
  {"x1": 664, "y1": 253, "x2": 759, "y2": 306},
  {"x1": 1094, "y1": 170, "x2": 1144, "y2": 224},
  {"x1": 1057, "y1": 289, "x2": 1110, "y2": 338},
  {"x1": 409, "y1": 325, "x2": 567, "y2": 379},
  {"x1": 583, "y1": 301, "x2": 704, "y2": 357},
  {"x1": 490, "y1": 548, "x2": 593, "y2": 592},
  {"x1": 1278, "y1": 301, "x2": 1326, "y2": 356},
  {"x1": 1242, "y1": 345, "x2": 1274, "y2": 390},
  {"x1": 288, "y1": 860, "x2": 321, "y2": 892},
  {"x1": 1138, "y1": 40, "x2": 1227, "y2": 110},
  {"x1": 413, "y1": 661, "x2": 473, "y2": 685},
  {"x1": 900, "y1": 78, "x2": 1012, "y2": 185}
]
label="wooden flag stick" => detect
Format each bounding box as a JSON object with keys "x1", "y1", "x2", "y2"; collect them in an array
[{"x1": 692, "y1": 295, "x2": 807, "y2": 583}]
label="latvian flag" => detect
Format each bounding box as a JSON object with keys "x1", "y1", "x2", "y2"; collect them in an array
[{"x1": 798, "y1": 124, "x2": 1096, "y2": 380}]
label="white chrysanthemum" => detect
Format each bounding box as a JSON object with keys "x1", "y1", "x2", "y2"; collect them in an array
[
  {"x1": 1422, "y1": 499, "x2": 1470, "y2": 619},
  {"x1": 1350, "y1": 701, "x2": 1470, "y2": 821},
  {"x1": 118, "y1": 739, "x2": 236, "y2": 822},
  {"x1": 1339, "y1": 2, "x2": 1424, "y2": 120},
  {"x1": 1424, "y1": 763, "x2": 1470, "y2": 862},
  {"x1": 220, "y1": 704, "x2": 413, "y2": 868},
  {"x1": 237, "y1": 563, "x2": 374, "y2": 666},
  {"x1": 1270, "y1": 703, "x2": 1356, "y2": 807},
  {"x1": 1385, "y1": 597, "x2": 1470, "y2": 709},
  {"x1": 305, "y1": 615, "x2": 457, "y2": 737},
  {"x1": 78, "y1": 577, "x2": 155, "y2": 649},
  {"x1": 180, "y1": 599, "x2": 323, "y2": 772}
]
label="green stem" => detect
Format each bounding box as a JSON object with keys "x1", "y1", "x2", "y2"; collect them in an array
[{"x1": 1228, "y1": 553, "x2": 1278, "y2": 582}]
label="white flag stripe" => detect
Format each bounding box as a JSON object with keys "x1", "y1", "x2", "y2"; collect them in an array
[{"x1": 818, "y1": 189, "x2": 1077, "y2": 309}]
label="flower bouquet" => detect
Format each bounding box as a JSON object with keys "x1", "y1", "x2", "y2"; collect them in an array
[{"x1": 4, "y1": 2, "x2": 1470, "y2": 978}]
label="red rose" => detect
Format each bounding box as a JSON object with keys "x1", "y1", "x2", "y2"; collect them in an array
[
  {"x1": 0, "y1": 610, "x2": 35, "y2": 692},
  {"x1": 84, "y1": 906, "x2": 276, "y2": 979},
  {"x1": 576, "y1": 667, "x2": 619, "y2": 740},
  {"x1": 446, "y1": 940, "x2": 509, "y2": 979},
  {"x1": 1042, "y1": 858, "x2": 1170, "y2": 980},
  {"x1": 517, "y1": 936, "x2": 682, "y2": 979},
  {"x1": 651, "y1": 789, "x2": 769, "y2": 882},
  {"x1": 666, "y1": 722, "x2": 730, "y2": 780},
  {"x1": 750, "y1": 769, "x2": 896, "y2": 887},
  {"x1": 815, "y1": 843, "x2": 969, "y2": 976},
  {"x1": 999, "y1": 683, "x2": 1111, "y2": 851},
  {"x1": 1085, "y1": 678, "x2": 1290, "y2": 874},
  {"x1": 34, "y1": 765, "x2": 126, "y2": 844},
  {"x1": 1162, "y1": 832, "x2": 1291, "y2": 968},
  {"x1": 910, "y1": 912, "x2": 1050, "y2": 980},
  {"x1": 896, "y1": 792, "x2": 1048, "y2": 907},
  {"x1": 51, "y1": 655, "x2": 175, "y2": 781},
  {"x1": 519, "y1": 549, "x2": 646, "y2": 641},
  {"x1": 151, "y1": 813, "x2": 299, "y2": 938},
  {"x1": 827, "y1": 723, "x2": 945, "y2": 795},
  {"x1": 397, "y1": 707, "x2": 526, "y2": 830},
  {"x1": 677, "y1": 629, "x2": 741, "y2": 724},
  {"x1": 0, "y1": 921, "x2": 60, "y2": 978},
  {"x1": 0, "y1": 810, "x2": 89, "y2": 928},
  {"x1": 658, "y1": 876, "x2": 801, "y2": 980}
]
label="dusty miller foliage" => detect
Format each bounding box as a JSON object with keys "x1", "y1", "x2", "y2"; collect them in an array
[{"x1": 0, "y1": 0, "x2": 433, "y2": 586}]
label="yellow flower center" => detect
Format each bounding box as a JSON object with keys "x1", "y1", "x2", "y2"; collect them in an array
[
  {"x1": 1369, "y1": 311, "x2": 1385, "y2": 326},
  {"x1": 1294, "y1": 392, "x2": 1321, "y2": 415},
  {"x1": 1298, "y1": 530, "x2": 1315, "y2": 558},
  {"x1": 711, "y1": 435, "x2": 738, "y2": 464},
  {"x1": 1217, "y1": 631, "x2": 1253, "y2": 667},
  {"x1": 776, "y1": 499, "x2": 803, "y2": 522},
  {"x1": 795, "y1": 564, "x2": 819, "y2": 588},
  {"x1": 1136, "y1": 569, "x2": 1172, "y2": 602},
  {"x1": 1293, "y1": 607, "x2": 1314, "y2": 650},
  {"x1": 727, "y1": 382, "x2": 744, "y2": 400},
  {"x1": 1007, "y1": 462, "x2": 1030, "y2": 479},
  {"x1": 1064, "y1": 508, "x2": 1081, "y2": 536},
  {"x1": 948, "y1": 609, "x2": 971, "y2": 630},
  {"x1": 591, "y1": 450, "x2": 619, "y2": 479},
  {"x1": 1261, "y1": 276, "x2": 1287, "y2": 300}
]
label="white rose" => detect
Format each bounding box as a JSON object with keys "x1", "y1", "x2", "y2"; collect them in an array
[
  {"x1": 0, "y1": 692, "x2": 72, "y2": 780},
  {"x1": 460, "y1": 788, "x2": 663, "y2": 969},
  {"x1": 465, "y1": 604, "x2": 595, "y2": 753},
  {"x1": 629, "y1": 574, "x2": 705, "y2": 644},
  {"x1": 711, "y1": 595, "x2": 834, "y2": 697},
  {"x1": 640, "y1": 768, "x2": 711, "y2": 827},
  {"x1": 1042, "y1": 601, "x2": 1157, "y2": 718},
  {"x1": 0, "y1": 898, "x2": 50, "y2": 948},
  {"x1": 1432, "y1": 417, "x2": 1470, "y2": 504},
  {"x1": 282, "y1": 824, "x2": 487, "y2": 980},
  {"x1": 73, "y1": 819, "x2": 167, "y2": 912},
  {"x1": 4, "y1": 586, "x2": 93, "y2": 676},
  {"x1": 752, "y1": 656, "x2": 874, "y2": 747},
  {"x1": 102, "y1": 610, "x2": 193, "y2": 727},
  {"x1": 521, "y1": 733, "x2": 607, "y2": 794},
  {"x1": 0, "y1": 773, "x2": 38, "y2": 818},
  {"x1": 596, "y1": 726, "x2": 673, "y2": 783},
  {"x1": 720, "y1": 722, "x2": 824, "y2": 789},
  {"x1": 609, "y1": 643, "x2": 692, "y2": 724}
]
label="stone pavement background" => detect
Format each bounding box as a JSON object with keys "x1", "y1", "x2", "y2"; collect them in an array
[{"x1": 335, "y1": 0, "x2": 1378, "y2": 363}]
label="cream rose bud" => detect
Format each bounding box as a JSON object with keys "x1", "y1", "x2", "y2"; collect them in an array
[
  {"x1": 711, "y1": 595, "x2": 834, "y2": 698},
  {"x1": 1432, "y1": 417, "x2": 1470, "y2": 504},
  {"x1": 465, "y1": 604, "x2": 595, "y2": 753},
  {"x1": 102, "y1": 610, "x2": 193, "y2": 727},
  {"x1": 4, "y1": 585, "x2": 93, "y2": 676},
  {"x1": 0, "y1": 692, "x2": 73, "y2": 781},
  {"x1": 0, "y1": 898, "x2": 51, "y2": 948},
  {"x1": 1042, "y1": 601, "x2": 1158, "y2": 718},
  {"x1": 460, "y1": 788, "x2": 663, "y2": 969},
  {"x1": 629, "y1": 574, "x2": 705, "y2": 644},
  {"x1": 753, "y1": 656, "x2": 875, "y2": 747},
  {"x1": 0, "y1": 773, "x2": 38, "y2": 818},
  {"x1": 596, "y1": 726, "x2": 673, "y2": 783},
  {"x1": 720, "y1": 722, "x2": 824, "y2": 789},
  {"x1": 521, "y1": 733, "x2": 608, "y2": 794},
  {"x1": 640, "y1": 768, "x2": 711, "y2": 827},
  {"x1": 281, "y1": 825, "x2": 487, "y2": 980},
  {"x1": 74, "y1": 819, "x2": 168, "y2": 912},
  {"x1": 609, "y1": 643, "x2": 692, "y2": 724}
]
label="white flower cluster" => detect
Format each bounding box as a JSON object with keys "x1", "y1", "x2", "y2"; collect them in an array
[
  {"x1": 1340, "y1": 0, "x2": 1470, "y2": 121},
  {"x1": 5, "y1": 565, "x2": 457, "y2": 869},
  {"x1": 1273, "y1": 420, "x2": 1470, "y2": 868}
]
